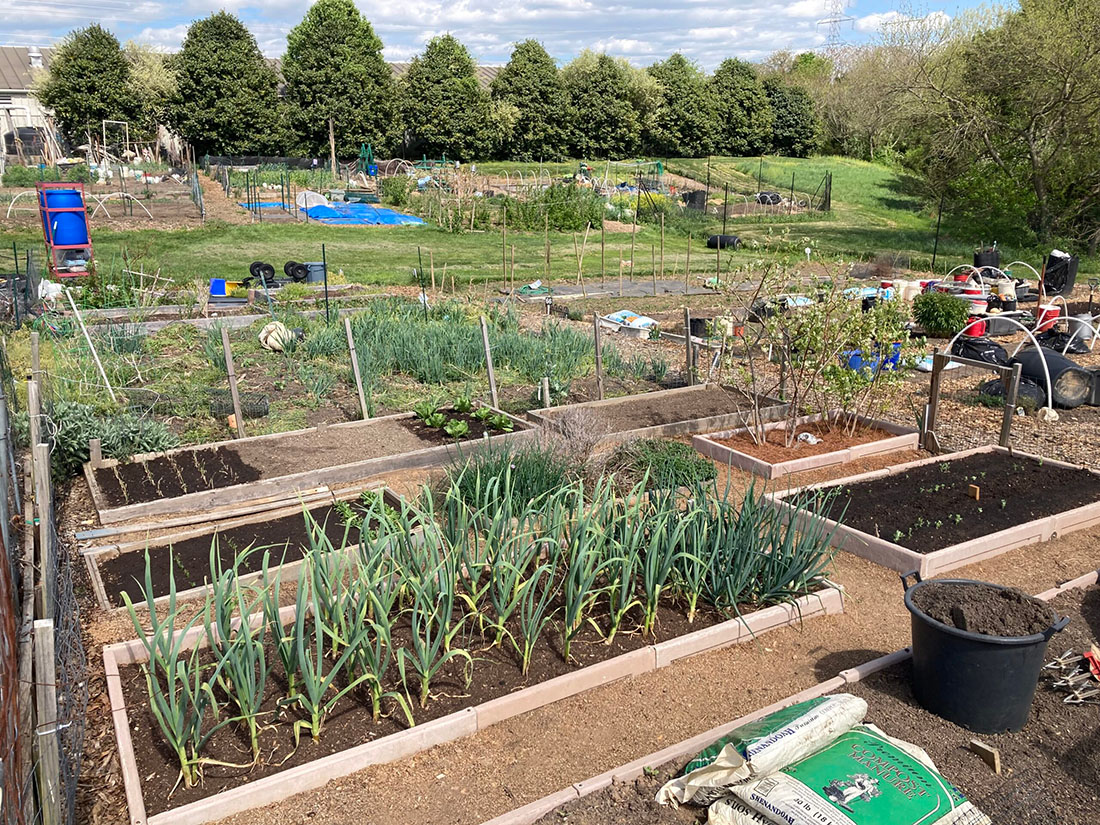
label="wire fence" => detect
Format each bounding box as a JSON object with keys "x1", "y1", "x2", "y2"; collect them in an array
[{"x1": 2, "y1": 246, "x2": 44, "y2": 328}]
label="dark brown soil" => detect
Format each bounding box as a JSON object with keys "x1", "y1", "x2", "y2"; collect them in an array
[
  {"x1": 95, "y1": 412, "x2": 519, "y2": 508},
  {"x1": 808, "y1": 451, "x2": 1100, "y2": 554},
  {"x1": 911, "y1": 581, "x2": 1056, "y2": 637},
  {"x1": 531, "y1": 585, "x2": 1100, "y2": 825},
  {"x1": 398, "y1": 409, "x2": 512, "y2": 446},
  {"x1": 540, "y1": 386, "x2": 772, "y2": 434},
  {"x1": 119, "y1": 589, "x2": 813, "y2": 815},
  {"x1": 848, "y1": 585, "x2": 1100, "y2": 825},
  {"x1": 95, "y1": 445, "x2": 262, "y2": 508},
  {"x1": 96, "y1": 504, "x2": 359, "y2": 607},
  {"x1": 712, "y1": 420, "x2": 894, "y2": 463},
  {"x1": 534, "y1": 763, "x2": 703, "y2": 824}
]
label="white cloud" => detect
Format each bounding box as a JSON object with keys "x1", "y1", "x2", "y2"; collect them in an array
[{"x1": 854, "y1": 9, "x2": 951, "y2": 34}]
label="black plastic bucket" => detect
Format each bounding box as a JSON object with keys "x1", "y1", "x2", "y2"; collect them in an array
[{"x1": 901, "y1": 571, "x2": 1068, "y2": 734}]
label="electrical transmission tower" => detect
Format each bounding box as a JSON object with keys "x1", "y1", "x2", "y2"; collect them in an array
[{"x1": 818, "y1": 0, "x2": 854, "y2": 52}]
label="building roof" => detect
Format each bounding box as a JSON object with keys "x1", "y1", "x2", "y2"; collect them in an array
[
  {"x1": 0, "y1": 46, "x2": 499, "y2": 94},
  {"x1": 0, "y1": 46, "x2": 50, "y2": 92}
]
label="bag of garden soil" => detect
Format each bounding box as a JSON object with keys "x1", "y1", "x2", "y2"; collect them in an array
[
  {"x1": 716, "y1": 724, "x2": 991, "y2": 825},
  {"x1": 657, "y1": 694, "x2": 868, "y2": 807}
]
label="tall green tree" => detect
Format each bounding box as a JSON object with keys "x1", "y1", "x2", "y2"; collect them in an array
[
  {"x1": 491, "y1": 40, "x2": 571, "y2": 161},
  {"x1": 399, "y1": 35, "x2": 492, "y2": 160},
  {"x1": 562, "y1": 52, "x2": 640, "y2": 158},
  {"x1": 37, "y1": 25, "x2": 134, "y2": 143},
  {"x1": 645, "y1": 53, "x2": 716, "y2": 157},
  {"x1": 709, "y1": 59, "x2": 773, "y2": 156},
  {"x1": 763, "y1": 79, "x2": 818, "y2": 157},
  {"x1": 282, "y1": 0, "x2": 397, "y2": 157},
  {"x1": 168, "y1": 12, "x2": 281, "y2": 156},
  {"x1": 125, "y1": 43, "x2": 176, "y2": 140}
]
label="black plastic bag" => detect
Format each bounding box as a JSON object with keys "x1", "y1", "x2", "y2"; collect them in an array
[
  {"x1": 952, "y1": 336, "x2": 1009, "y2": 366},
  {"x1": 1035, "y1": 329, "x2": 1090, "y2": 355}
]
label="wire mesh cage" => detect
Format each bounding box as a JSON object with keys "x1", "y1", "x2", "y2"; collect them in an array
[{"x1": 207, "y1": 388, "x2": 270, "y2": 419}]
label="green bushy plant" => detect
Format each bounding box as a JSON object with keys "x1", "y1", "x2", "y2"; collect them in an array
[
  {"x1": 607, "y1": 439, "x2": 717, "y2": 490},
  {"x1": 41, "y1": 399, "x2": 178, "y2": 479},
  {"x1": 913, "y1": 291, "x2": 971, "y2": 337},
  {"x1": 380, "y1": 175, "x2": 412, "y2": 207}
]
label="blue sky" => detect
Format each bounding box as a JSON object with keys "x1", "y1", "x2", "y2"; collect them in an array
[{"x1": 1, "y1": 1, "x2": 971, "y2": 67}]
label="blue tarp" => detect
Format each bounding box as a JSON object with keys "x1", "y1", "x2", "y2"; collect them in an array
[
  {"x1": 238, "y1": 201, "x2": 289, "y2": 209},
  {"x1": 301, "y1": 202, "x2": 424, "y2": 226}
]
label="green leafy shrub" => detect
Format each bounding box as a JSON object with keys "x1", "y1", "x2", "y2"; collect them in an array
[
  {"x1": 500, "y1": 183, "x2": 604, "y2": 231},
  {"x1": 40, "y1": 400, "x2": 178, "y2": 480},
  {"x1": 380, "y1": 175, "x2": 413, "y2": 207},
  {"x1": 913, "y1": 291, "x2": 971, "y2": 337},
  {"x1": 607, "y1": 439, "x2": 717, "y2": 490}
]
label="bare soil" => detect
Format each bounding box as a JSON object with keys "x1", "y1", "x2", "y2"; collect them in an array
[
  {"x1": 807, "y1": 451, "x2": 1100, "y2": 554},
  {"x1": 533, "y1": 585, "x2": 1099, "y2": 825},
  {"x1": 710, "y1": 420, "x2": 894, "y2": 463},
  {"x1": 538, "y1": 385, "x2": 772, "y2": 434},
  {"x1": 911, "y1": 581, "x2": 1056, "y2": 637}
]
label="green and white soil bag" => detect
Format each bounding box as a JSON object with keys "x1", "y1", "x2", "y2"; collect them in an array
[
  {"x1": 715, "y1": 724, "x2": 991, "y2": 825},
  {"x1": 657, "y1": 694, "x2": 868, "y2": 807}
]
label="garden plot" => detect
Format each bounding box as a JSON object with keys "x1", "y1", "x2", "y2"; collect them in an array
[
  {"x1": 529, "y1": 384, "x2": 786, "y2": 442},
  {"x1": 693, "y1": 412, "x2": 919, "y2": 479},
  {"x1": 768, "y1": 446, "x2": 1100, "y2": 576},
  {"x1": 83, "y1": 487, "x2": 407, "y2": 611},
  {"x1": 84, "y1": 407, "x2": 533, "y2": 523},
  {"x1": 102, "y1": 474, "x2": 842, "y2": 825}
]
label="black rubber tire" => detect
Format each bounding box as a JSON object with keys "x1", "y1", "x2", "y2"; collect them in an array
[
  {"x1": 249, "y1": 261, "x2": 265, "y2": 279},
  {"x1": 706, "y1": 234, "x2": 741, "y2": 250},
  {"x1": 283, "y1": 260, "x2": 299, "y2": 277},
  {"x1": 290, "y1": 263, "x2": 310, "y2": 282},
  {"x1": 260, "y1": 263, "x2": 276, "y2": 282}
]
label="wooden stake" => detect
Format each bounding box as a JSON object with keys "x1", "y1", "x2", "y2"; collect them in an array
[
  {"x1": 593, "y1": 314, "x2": 605, "y2": 400},
  {"x1": 221, "y1": 327, "x2": 246, "y2": 438},
  {"x1": 600, "y1": 221, "x2": 606, "y2": 281},
  {"x1": 34, "y1": 619, "x2": 61, "y2": 825},
  {"x1": 510, "y1": 244, "x2": 516, "y2": 299},
  {"x1": 968, "y1": 484, "x2": 981, "y2": 501},
  {"x1": 345, "y1": 317, "x2": 368, "y2": 419},
  {"x1": 541, "y1": 377, "x2": 551, "y2": 407},
  {"x1": 999, "y1": 362, "x2": 1022, "y2": 447},
  {"x1": 89, "y1": 438, "x2": 102, "y2": 467},
  {"x1": 629, "y1": 212, "x2": 637, "y2": 276},
  {"x1": 683, "y1": 307, "x2": 694, "y2": 386},
  {"x1": 660, "y1": 213, "x2": 665, "y2": 280},
  {"x1": 66, "y1": 289, "x2": 116, "y2": 403},
  {"x1": 924, "y1": 352, "x2": 947, "y2": 452},
  {"x1": 429, "y1": 250, "x2": 436, "y2": 293},
  {"x1": 480, "y1": 316, "x2": 499, "y2": 408},
  {"x1": 619, "y1": 257, "x2": 624, "y2": 298},
  {"x1": 32, "y1": 442, "x2": 52, "y2": 619},
  {"x1": 30, "y1": 331, "x2": 40, "y2": 380},
  {"x1": 328, "y1": 117, "x2": 337, "y2": 180},
  {"x1": 27, "y1": 379, "x2": 40, "y2": 460},
  {"x1": 969, "y1": 740, "x2": 1001, "y2": 774},
  {"x1": 544, "y1": 213, "x2": 550, "y2": 283},
  {"x1": 502, "y1": 208, "x2": 507, "y2": 282},
  {"x1": 651, "y1": 244, "x2": 657, "y2": 297}
]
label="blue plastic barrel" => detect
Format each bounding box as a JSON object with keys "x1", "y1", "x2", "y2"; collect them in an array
[{"x1": 41, "y1": 189, "x2": 89, "y2": 246}]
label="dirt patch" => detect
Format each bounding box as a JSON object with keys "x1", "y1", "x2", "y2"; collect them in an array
[
  {"x1": 533, "y1": 763, "x2": 703, "y2": 824},
  {"x1": 119, "y1": 591, "x2": 793, "y2": 815},
  {"x1": 807, "y1": 451, "x2": 1100, "y2": 554},
  {"x1": 539, "y1": 386, "x2": 773, "y2": 435},
  {"x1": 95, "y1": 445, "x2": 262, "y2": 508},
  {"x1": 710, "y1": 420, "x2": 896, "y2": 463},
  {"x1": 848, "y1": 585, "x2": 1100, "y2": 824},
  {"x1": 397, "y1": 409, "x2": 513, "y2": 445},
  {"x1": 96, "y1": 503, "x2": 362, "y2": 606},
  {"x1": 911, "y1": 581, "x2": 1056, "y2": 637}
]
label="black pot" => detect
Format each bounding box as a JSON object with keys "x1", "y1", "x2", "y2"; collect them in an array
[{"x1": 902, "y1": 572, "x2": 1068, "y2": 734}]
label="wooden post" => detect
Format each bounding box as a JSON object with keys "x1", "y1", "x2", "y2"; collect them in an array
[
  {"x1": 501, "y1": 208, "x2": 507, "y2": 283},
  {"x1": 593, "y1": 315, "x2": 605, "y2": 400},
  {"x1": 221, "y1": 327, "x2": 246, "y2": 438},
  {"x1": 600, "y1": 222, "x2": 606, "y2": 281},
  {"x1": 686, "y1": 233, "x2": 692, "y2": 286},
  {"x1": 541, "y1": 377, "x2": 551, "y2": 407},
  {"x1": 683, "y1": 307, "x2": 694, "y2": 386},
  {"x1": 999, "y1": 362, "x2": 1023, "y2": 447},
  {"x1": 33, "y1": 619, "x2": 61, "y2": 825},
  {"x1": 544, "y1": 213, "x2": 550, "y2": 284},
  {"x1": 328, "y1": 118, "x2": 337, "y2": 180},
  {"x1": 33, "y1": 442, "x2": 51, "y2": 619},
  {"x1": 345, "y1": 317, "x2": 368, "y2": 419},
  {"x1": 30, "y1": 331, "x2": 40, "y2": 380},
  {"x1": 651, "y1": 244, "x2": 657, "y2": 296},
  {"x1": 924, "y1": 351, "x2": 948, "y2": 452},
  {"x1": 89, "y1": 438, "x2": 102, "y2": 467},
  {"x1": 510, "y1": 245, "x2": 516, "y2": 299},
  {"x1": 65, "y1": 289, "x2": 116, "y2": 403},
  {"x1": 429, "y1": 250, "x2": 436, "y2": 293},
  {"x1": 480, "y1": 316, "x2": 499, "y2": 408},
  {"x1": 629, "y1": 211, "x2": 637, "y2": 277},
  {"x1": 27, "y1": 379, "x2": 41, "y2": 460},
  {"x1": 618, "y1": 257, "x2": 624, "y2": 298}
]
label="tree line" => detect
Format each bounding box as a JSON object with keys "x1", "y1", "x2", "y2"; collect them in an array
[{"x1": 36, "y1": 0, "x2": 818, "y2": 163}]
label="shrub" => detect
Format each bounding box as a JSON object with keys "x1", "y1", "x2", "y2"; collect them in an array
[
  {"x1": 380, "y1": 175, "x2": 412, "y2": 207},
  {"x1": 41, "y1": 399, "x2": 178, "y2": 480},
  {"x1": 913, "y1": 291, "x2": 971, "y2": 337},
  {"x1": 606, "y1": 439, "x2": 717, "y2": 490}
]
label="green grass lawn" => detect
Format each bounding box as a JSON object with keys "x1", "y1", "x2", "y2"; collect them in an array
[{"x1": 2, "y1": 156, "x2": 1088, "y2": 289}]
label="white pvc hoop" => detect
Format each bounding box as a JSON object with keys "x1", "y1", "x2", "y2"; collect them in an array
[
  {"x1": 89, "y1": 193, "x2": 153, "y2": 219},
  {"x1": 1004, "y1": 261, "x2": 1041, "y2": 279},
  {"x1": 1057, "y1": 316, "x2": 1099, "y2": 355},
  {"x1": 5, "y1": 190, "x2": 37, "y2": 218},
  {"x1": 944, "y1": 316, "x2": 1053, "y2": 404}
]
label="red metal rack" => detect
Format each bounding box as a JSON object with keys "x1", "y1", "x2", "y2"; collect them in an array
[{"x1": 36, "y1": 181, "x2": 95, "y2": 279}]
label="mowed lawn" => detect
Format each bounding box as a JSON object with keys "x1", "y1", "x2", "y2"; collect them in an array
[{"x1": 2, "y1": 156, "x2": 1085, "y2": 286}]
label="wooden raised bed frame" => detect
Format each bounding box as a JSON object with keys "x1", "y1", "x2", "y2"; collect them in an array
[
  {"x1": 693, "y1": 412, "x2": 919, "y2": 480},
  {"x1": 104, "y1": 586, "x2": 843, "y2": 825},
  {"x1": 82, "y1": 485, "x2": 415, "y2": 613},
  {"x1": 528, "y1": 384, "x2": 787, "y2": 443},
  {"x1": 84, "y1": 409, "x2": 534, "y2": 524},
  {"x1": 479, "y1": 566, "x2": 1100, "y2": 825},
  {"x1": 766, "y1": 446, "x2": 1100, "y2": 577}
]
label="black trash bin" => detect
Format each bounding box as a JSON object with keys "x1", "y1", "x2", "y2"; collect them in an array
[{"x1": 902, "y1": 572, "x2": 1068, "y2": 734}]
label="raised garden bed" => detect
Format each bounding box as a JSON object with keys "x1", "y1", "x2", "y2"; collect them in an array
[
  {"x1": 84, "y1": 407, "x2": 533, "y2": 524},
  {"x1": 693, "y1": 412, "x2": 919, "y2": 479},
  {"x1": 104, "y1": 587, "x2": 842, "y2": 825},
  {"x1": 767, "y1": 446, "x2": 1100, "y2": 576},
  {"x1": 83, "y1": 487, "x2": 408, "y2": 611},
  {"x1": 492, "y1": 570, "x2": 1100, "y2": 825},
  {"x1": 528, "y1": 384, "x2": 787, "y2": 443}
]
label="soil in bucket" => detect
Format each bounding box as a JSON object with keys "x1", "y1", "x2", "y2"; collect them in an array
[{"x1": 911, "y1": 582, "x2": 1055, "y2": 637}]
